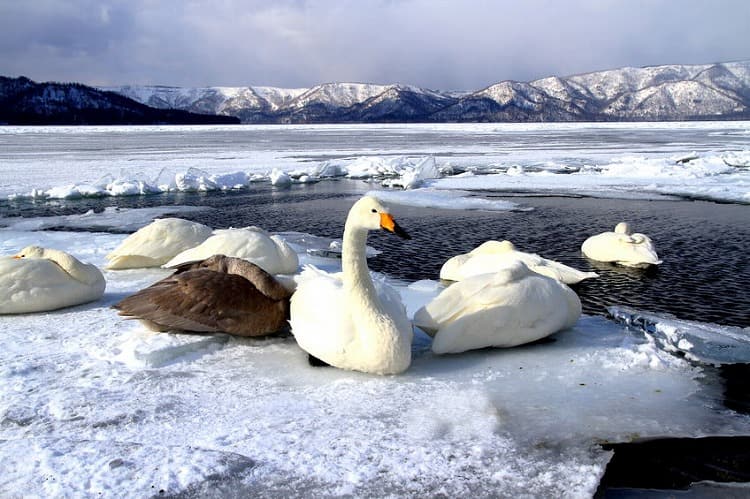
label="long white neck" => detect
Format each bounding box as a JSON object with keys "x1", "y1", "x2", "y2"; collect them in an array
[
  {"x1": 338, "y1": 207, "x2": 411, "y2": 374},
  {"x1": 342, "y1": 223, "x2": 379, "y2": 306}
]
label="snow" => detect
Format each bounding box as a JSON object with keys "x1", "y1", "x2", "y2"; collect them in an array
[
  {"x1": 251, "y1": 86, "x2": 308, "y2": 110},
  {"x1": 290, "y1": 83, "x2": 391, "y2": 109},
  {"x1": 1, "y1": 123, "x2": 750, "y2": 496}
]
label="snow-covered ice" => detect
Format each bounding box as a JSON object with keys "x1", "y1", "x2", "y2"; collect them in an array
[
  {"x1": 1, "y1": 123, "x2": 750, "y2": 496},
  {"x1": 1, "y1": 210, "x2": 749, "y2": 497},
  {"x1": 2, "y1": 122, "x2": 750, "y2": 204}
]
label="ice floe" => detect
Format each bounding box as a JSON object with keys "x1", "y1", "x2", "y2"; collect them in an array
[{"x1": 608, "y1": 305, "x2": 750, "y2": 365}]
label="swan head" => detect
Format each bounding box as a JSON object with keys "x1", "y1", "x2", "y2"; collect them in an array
[
  {"x1": 614, "y1": 222, "x2": 632, "y2": 235},
  {"x1": 349, "y1": 196, "x2": 411, "y2": 239},
  {"x1": 13, "y1": 245, "x2": 46, "y2": 259}
]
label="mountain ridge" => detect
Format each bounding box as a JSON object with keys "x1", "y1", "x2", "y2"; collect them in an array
[
  {"x1": 3, "y1": 61, "x2": 749, "y2": 124},
  {"x1": 0, "y1": 76, "x2": 240, "y2": 125},
  {"x1": 102, "y1": 61, "x2": 750, "y2": 123}
]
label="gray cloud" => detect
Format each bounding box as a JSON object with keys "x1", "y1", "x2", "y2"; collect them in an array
[{"x1": 1, "y1": 0, "x2": 748, "y2": 91}]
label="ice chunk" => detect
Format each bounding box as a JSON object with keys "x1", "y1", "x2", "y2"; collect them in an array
[
  {"x1": 312, "y1": 160, "x2": 346, "y2": 178},
  {"x1": 270, "y1": 168, "x2": 292, "y2": 187},
  {"x1": 211, "y1": 171, "x2": 250, "y2": 190},
  {"x1": 382, "y1": 156, "x2": 441, "y2": 189},
  {"x1": 168, "y1": 169, "x2": 251, "y2": 191},
  {"x1": 45, "y1": 183, "x2": 106, "y2": 199},
  {"x1": 368, "y1": 187, "x2": 528, "y2": 212},
  {"x1": 608, "y1": 305, "x2": 750, "y2": 365}
]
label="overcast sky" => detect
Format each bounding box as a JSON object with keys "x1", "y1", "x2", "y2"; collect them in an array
[{"x1": 1, "y1": 0, "x2": 748, "y2": 91}]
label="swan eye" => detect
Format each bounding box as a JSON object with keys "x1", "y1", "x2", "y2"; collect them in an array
[{"x1": 371, "y1": 209, "x2": 377, "y2": 213}]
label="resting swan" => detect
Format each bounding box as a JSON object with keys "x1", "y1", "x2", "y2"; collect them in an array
[
  {"x1": 414, "y1": 261, "x2": 581, "y2": 354},
  {"x1": 289, "y1": 196, "x2": 413, "y2": 375},
  {"x1": 581, "y1": 222, "x2": 661, "y2": 267},
  {"x1": 164, "y1": 226, "x2": 298, "y2": 275},
  {"x1": 0, "y1": 246, "x2": 106, "y2": 314},
  {"x1": 113, "y1": 254, "x2": 292, "y2": 336},
  {"x1": 106, "y1": 218, "x2": 213, "y2": 269},
  {"x1": 440, "y1": 240, "x2": 598, "y2": 284}
]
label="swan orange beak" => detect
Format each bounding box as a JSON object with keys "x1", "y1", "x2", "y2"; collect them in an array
[
  {"x1": 380, "y1": 213, "x2": 411, "y2": 240},
  {"x1": 12, "y1": 255, "x2": 21, "y2": 259}
]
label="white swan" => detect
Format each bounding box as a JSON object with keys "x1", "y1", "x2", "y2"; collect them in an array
[
  {"x1": 581, "y1": 222, "x2": 662, "y2": 267},
  {"x1": 440, "y1": 240, "x2": 598, "y2": 284},
  {"x1": 289, "y1": 196, "x2": 413, "y2": 375},
  {"x1": 0, "y1": 246, "x2": 106, "y2": 314},
  {"x1": 414, "y1": 261, "x2": 581, "y2": 354},
  {"x1": 164, "y1": 226, "x2": 299, "y2": 275},
  {"x1": 106, "y1": 218, "x2": 212, "y2": 269}
]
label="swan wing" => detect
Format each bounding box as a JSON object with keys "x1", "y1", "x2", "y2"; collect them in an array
[
  {"x1": 163, "y1": 231, "x2": 248, "y2": 267},
  {"x1": 0, "y1": 258, "x2": 100, "y2": 314},
  {"x1": 414, "y1": 270, "x2": 509, "y2": 334},
  {"x1": 165, "y1": 229, "x2": 299, "y2": 274},
  {"x1": 432, "y1": 276, "x2": 581, "y2": 354},
  {"x1": 627, "y1": 233, "x2": 662, "y2": 265},
  {"x1": 522, "y1": 255, "x2": 599, "y2": 284},
  {"x1": 582, "y1": 232, "x2": 661, "y2": 266},
  {"x1": 417, "y1": 268, "x2": 582, "y2": 354},
  {"x1": 439, "y1": 253, "x2": 471, "y2": 280},
  {"x1": 106, "y1": 218, "x2": 212, "y2": 269},
  {"x1": 289, "y1": 266, "x2": 357, "y2": 362},
  {"x1": 114, "y1": 269, "x2": 287, "y2": 336}
]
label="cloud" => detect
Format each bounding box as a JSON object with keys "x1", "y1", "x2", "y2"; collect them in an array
[{"x1": 1, "y1": 0, "x2": 749, "y2": 90}]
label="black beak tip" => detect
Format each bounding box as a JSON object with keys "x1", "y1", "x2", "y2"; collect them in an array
[{"x1": 394, "y1": 223, "x2": 411, "y2": 240}]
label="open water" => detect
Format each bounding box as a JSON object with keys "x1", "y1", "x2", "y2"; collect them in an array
[{"x1": 2, "y1": 179, "x2": 748, "y2": 328}]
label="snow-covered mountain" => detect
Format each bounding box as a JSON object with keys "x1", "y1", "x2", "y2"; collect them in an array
[
  {"x1": 0, "y1": 77, "x2": 240, "y2": 125},
  {"x1": 431, "y1": 61, "x2": 750, "y2": 122},
  {"x1": 5, "y1": 61, "x2": 749, "y2": 124},
  {"x1": 101, "y1": 61, "x2": 750, "y2": 123}
]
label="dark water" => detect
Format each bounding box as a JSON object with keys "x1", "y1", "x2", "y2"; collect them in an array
[{"x1": 2, "y1": 180, "x2": 749, "y2": 327}]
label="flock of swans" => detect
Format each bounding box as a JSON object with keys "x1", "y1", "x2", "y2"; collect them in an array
[{"x1": 0, "y1": 195, "x2": 662, "y2": 375}]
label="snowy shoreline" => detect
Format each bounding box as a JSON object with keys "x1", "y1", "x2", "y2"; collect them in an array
[
  {"x1": 1, "y1": 122, "x2": 749, "y2": 496},
  {"x1": 2, "y1": 122, "x2": 749, "y2": 205}
]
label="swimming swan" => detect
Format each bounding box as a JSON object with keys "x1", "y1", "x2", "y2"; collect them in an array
[
  {"x1": 106, "y1": 218, "x2": 213, "y2": 269},
  {"x1": 164, "y1": 226, "x2": 299, "y2": 275},
  {"x1": 440, "y1": 240, "x2": 598, "y2": 284},
  {"x1": 113, "y1": 254, "x2": 293, "y2": 336},
  {"x1": 414, "y1": 261, "x2": 581, "y2": 354},
  {"x1": 0, "y1": 246, "x2": 106, "y2": 314},
  {"x1": 289, "y1": 196, "x2": 413, "y2": 375},
  {"x1": 581, "y1": 222, "x2": 661, "y2": 267}
]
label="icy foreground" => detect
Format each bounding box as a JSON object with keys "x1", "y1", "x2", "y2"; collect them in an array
[{"x1": 1, "y1": 220, "x2": 749, "y2": 497}]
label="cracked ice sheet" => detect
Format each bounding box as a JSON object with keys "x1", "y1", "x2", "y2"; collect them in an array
[{"x1": 1, "y1": 230, "x2": 749, "y2": 497}]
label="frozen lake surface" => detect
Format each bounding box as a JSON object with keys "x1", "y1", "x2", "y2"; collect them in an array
[{"x1": 1, "y1": 123, "x2": 749, "y2": 497}]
